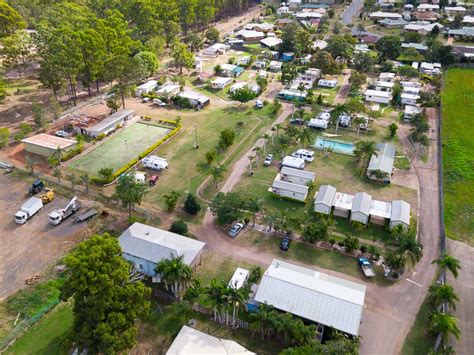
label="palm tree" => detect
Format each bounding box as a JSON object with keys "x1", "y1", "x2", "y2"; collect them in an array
[
  {"x1": 273, "y1": 312, "x2": 294, "y2": 346},
  {"x1": 432, "y1": 254, "x2": 461, "y2": 279},
  {"x1": 261, "y1": 134, "x2": 270, "y2": 156},
  {"x1": 429, "y1": 312, "x2": 461, "y2": 349},
  {"x1": 385, "y1": 251, "x2": 406, "y2": 273},
  {"x1": 352, "y1": 116, "x2": 366, "y2": 136},
  {"x1": 296, "y1": 127, "x2": 314, "y2": 148},
  {"x1": 247, "y1": 198, "x2": 261, "y2": 227},
  {"x1": 330, "y1": 104, "x2": 348, "y2": 134},
  {"x1": 80, "y1": 173, "x2": 90, "y2": 194},
  {"x1": 354, "y1": 140, "x2": 378, "y2": 175},
  {"x1": 253, "y1": 146, "x2": 262, "y2": 166},
  {"x1": 227, "y1": 286, "x2": 249, "y2": 327},
  {"x1": 428, "y1": 283, "x2": 460, "y2": 310},
  {"x1": 204, "y1": 279, "x2": 228, "y2": 323},
  {"x1": 66, "y1": 173, "x2": 77, "y2": 190},
  {"x1": 53, "y1": 167, "x2": 62, "y2": 184},
  {"x1": 398, "y1": 235, "x2": 422, "y2": 267},
  {"x1": 210, "y1": 165, "x2": 226, "y2": 188},
  {"x1": 250, "y1": 303, "x2": 275, "y2": 340},
  {"x1": 247, "y1": 155, "x2": 254, "y2": 175},
  {"x1": 25, "y1": 155, "x2": 37, "y2": 175},
  {"x1": 275, "y1": 124, "x2": 282, "y2": 137},
  {"x1": 155, "y1": 255, "x2": 193, "y2": 300}
]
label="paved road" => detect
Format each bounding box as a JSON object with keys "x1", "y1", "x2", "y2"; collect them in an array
[
  {"x1": 333, "y1": 71, "x2": 351, "y2": 105},
  {"x1": 193, "y1": 107, "x2": 442, "y2": 355},
  {"x1": 342, "y1": 0, "x2": 364, "y2": 25}
]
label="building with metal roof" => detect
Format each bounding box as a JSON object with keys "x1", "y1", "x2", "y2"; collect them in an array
[
  {"x1": 119, "y1": 222, "x2": 206, "y2": 278},
  {"x1": 314, "y1": 184, "x2": 337, "y2": 215},
  {"x1": 390, "y1": 200, "x2": 411, "y2": 230},
  {"x1": 270, "y1": 179, "x2": 309, "y2": 202},
  {"x1": 367, "y1": 143, "x2": 396, "y2": 183},
  {"x1": 86, "y1": 109, "x2": 134, "y2": 138},
  {"x1": 260, "y1": 37, "x2": 282, "y2": 49},
  {"x1": 254, "y1": 260, "x2": 367, "y2": 336},
  {"x1": 22, "y1": 134, "x2": 77, "y2": 158},
  {"x1": 402, "y1": 42, "x2": 428, "y2": 52},
  {"x1": 370, "y1": 199, "x2": 392, "y2": 225},
  {"x1": 167, "y1": 326, "x2": 255, "y2": 355},
  {"x1": 280, "y1": 166, "x2": 315, "y2": 186},
  {"x1": 351, "y1": 192, "x2": 372, "y2": 225}
]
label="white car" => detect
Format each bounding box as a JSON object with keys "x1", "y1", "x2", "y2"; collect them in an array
[
  {"x1": 228, "y1": 223, "x2": 244, "y2": 238},
  {"x1": 55, "y1": 130, "x2": 70, "y2": 138},
  {"x1": 142, "y1": 97, "x2": 151, "y2": 103},
  {"x1": 255, "y1": 100, "x2": 264, "y2": 108},
  {"x1": 264, "y1": 154, "x2": 274, "y2": 166},
  {"x1": 153, "y1": 98, "x2": 166, "y2": 106}
]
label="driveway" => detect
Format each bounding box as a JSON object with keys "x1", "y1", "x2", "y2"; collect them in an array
[
  {"x1": 333, "y1": 71, "x2": 351, "y2": 105},
  {"x1": 193, "y1": 107, "x2": 442, "y2": 354},
  {"x1": 342, "y1": 0, "x2": 364, "y2": 25}
]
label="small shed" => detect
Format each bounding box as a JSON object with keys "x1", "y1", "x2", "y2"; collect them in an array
[
  {"x1": 367, "y1": 143, "x2": 396, "y2": 182},
  {"x1": 86, "y1": 109, "x2": 134, "y2": 138},
  {"x1": 177, "y1": 90, "x2": 210, "y2": 108},
  {"x1": 314, "y1": 184, "x2": 337, "y2": 215},
  {"x1": 211, "y1": 77, "x2": 233, "y2": 89},
  {"x1": 22, "y1": 134, "x2": 77, "y2": 158},
  {"x1": 350, "y1": 192, "x2": 372, "y2": 225},
  {"x1": 333, "y1": 191, "x2": 354, "y2": 218},
  {"x1": 390, "y1": 200, "x2": 411, "y2": 230},
  {"x1": 271, "y1": 179, "x2": 309, "y2": 202}
]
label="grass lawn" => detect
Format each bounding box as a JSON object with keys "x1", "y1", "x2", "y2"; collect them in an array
[
  {"x1": 5, "y1": 303, "x2": 73, "y2": 355},
  {"x1": 441, "y1": 68, "x2": 474, "y2": 245},
  {"x1": 144, "y1": 104, "x2": 278, "y2": 211},
  {"x1": 395, "y1": 155, "x2": 410, "y2": 170},
  {"x1": 69, "y1": 122, "x2": 171, "y2": 175},
  {"x1": 401, "y1": 295, "x2": 436, "y2": 355}
]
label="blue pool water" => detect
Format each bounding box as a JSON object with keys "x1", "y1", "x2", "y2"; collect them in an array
[{"x1": 314, "y1": 137, "x2": 355, "y2": 155}]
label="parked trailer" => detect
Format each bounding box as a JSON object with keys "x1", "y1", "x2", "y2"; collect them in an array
[
  {"x1": 358, "y1": 258, "x2": 375, "y2": 277},
  {"x1": 281, "y1": 156, "x2": 305, "y2": 170},
  {"x1": 75, "y1": 209, "x2": 98, "y2": 223},
  {"x1": 14, "y1": 197, "x2": 43, "y2": 224}
]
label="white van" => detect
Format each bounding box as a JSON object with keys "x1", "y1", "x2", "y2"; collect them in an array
[{"x1": 291, "y1": 149, "x2": 315, "y2": 162}]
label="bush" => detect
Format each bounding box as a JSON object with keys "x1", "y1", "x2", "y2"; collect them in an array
[
  {"x1": 169, "y1": 220, "x2": 189, "y2": 236},
  {"x1": 329, "y1": 238, "x2": 336, "y2": 245},
  {"x1": 96, "y1": 133, "x2": 106, "y2": 140},
  {"x1": 183, "y1": 193, "x2": 201, "y2": 215},
  {"x1": 128, "y1": 214, "x2": 146, "y2": 225},
  {"x1": 138, "y1": 124, "x2": 181, "y2": 159}
]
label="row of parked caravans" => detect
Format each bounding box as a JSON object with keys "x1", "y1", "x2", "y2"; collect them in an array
[{"x1": 304, "y1": 112, "x2": 369, "y2": 131}]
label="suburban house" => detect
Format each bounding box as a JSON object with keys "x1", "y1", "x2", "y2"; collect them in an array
[
  {"x1": 236, "y1": 29, "x2": 265, "y2": 43},
  {"x1": 372, "y1": 80, "x2": 395, "y2": 92},
  {"x1": 246, "y1": 22, "x2": 275, "y2": 33},
  {"x1": 211, "y1": 77, "x2": 233, "y2": 89},
  {"x1": 417, "y1": 4, "x2": 439, "y2": 12},
  {"x1": 219, "y1": 64, "x2": 244, "y2": 77},
  {"x1": 369, "y1": 11, "x2": 403, "y2": 20},
  {"x1": 237, "y1": 56, "x2": 251, "y2": 66},
  {"x1": 411, "y1": 11, "x2": 439, "y2": 22},
  {"x1": 86, "y1": 109, "x2": 134, "y2": 138},
  {"x1": 68, "y1": 115, "x2": 101, "y2": 135},
  {"x1": 177, "y1": 90, "x2": 210, "y2": 108},
  {"x1": 166, "y1": 326, "x2": 255, "y2": 355},
  {"x1": 313, "y1": 39, "x2": 328, "y2": 50},
  {"x1": 419, "y1": 62, "x2": 442, "y2": 75},
  {"x1": 22, "y1": 134, "x2": 77, "y2": 158},
  {"x1": 444, "y1": 6, "x2": 467, "y2": 16},
  {"x1": 378, "y1": 18, "x2": 408, "y2": 28},
  {"x1": 314, "y1": 184, "x2": 337, "y2": 215},
  {"x1": 390, "y1": 200, "x2": 411, "y2": 230},
  {"x1": 260, "y1": 37, "x2": 283, "y2": 49},
  {"x1": 402, "y1": 42, "x2": 428, "y2": 52},
  {"x1": 367, "y1": 143, "x2": 396, "y2": 183},
  {"x1": 253, "y1": 260, "x2": 367, "y2": 337},
  {"x1": 270, "y1": 167, "x2": 315, "y2": 202},
  {"x1": 405, "y1": 22, "x2": 443, "y2": 35},
  {"x1": 203, "y1": 43, "x2": 229, "y2": 56},
  {"x1": 313, "y1": 185, "x2": 411, "y2": 229},
  {"x1": 156, "y1": 84, "x2": 181, "y2": 98},
  {"x1": 135, "y1": 80, "x2": 158, "y2": 97},
  {"x1": 401, "y1": 93, "x2": 420, "y2": 106},
  {"x1": 229, "y1": 82, "x2": 260, "y2": 94},
  {"x1": 350, "y1": 192, "x2": 372, "y2": 225},
  {"x1": 378, "y1": 72, "x2": 396, "y2": 82},
  {"x1": 447, "y1": 27, "x2": 474, "y2": 39},
  {"x1": 364, "y1": 89, "x2": 392, "y2": 104},
  {"x1": 404, "y1": 105, "x2": 422, "y2": 120},
  {"x1": 118, "y1": 222, "x2": 206, "y2": 279}
]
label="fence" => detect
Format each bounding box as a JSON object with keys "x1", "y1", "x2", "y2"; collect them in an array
[{"x1": 191, "y1": 304, "x2": 249, "y2": 330}]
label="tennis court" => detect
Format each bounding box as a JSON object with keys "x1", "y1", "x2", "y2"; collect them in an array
[{"x1": 69, "y1": 122, "x2": 171, "y2": 175}]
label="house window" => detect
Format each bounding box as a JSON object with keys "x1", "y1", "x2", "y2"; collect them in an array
[{"x1": 138, "y1": 263, "x2": 144, "y2": 270}]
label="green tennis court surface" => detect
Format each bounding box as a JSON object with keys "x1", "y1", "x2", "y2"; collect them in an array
[{"x1": 69, "y1": 122, "x2": 171, "y2": 174}]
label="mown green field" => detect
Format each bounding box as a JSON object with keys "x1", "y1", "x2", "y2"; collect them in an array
[{"x1": 441, "y1": 68, "x2": 474, "y2": 245}]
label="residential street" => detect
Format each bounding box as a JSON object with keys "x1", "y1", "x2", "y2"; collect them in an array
[
  {"x1": 341, "y1": 0, "x2": 364, "y2": 26},
  {"x1": 194, "y1": 108, "x2": 442, "y2": 354}
]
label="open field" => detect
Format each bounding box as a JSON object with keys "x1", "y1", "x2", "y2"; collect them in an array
[
  {"x1": 68, "y1": 122, "x2": 171, "y2": 175},
  {"x1": 0, "y1": 173, "x2": 88, "y2": 300},
  {"x1": 441, "y1": 68, "x2": 474, "y2": 245}
]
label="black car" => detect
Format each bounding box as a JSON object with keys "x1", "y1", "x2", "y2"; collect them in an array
[
  {"x1": 289, "y1": 118, "x2": 305, "y2": 126},
  {"x1": 280, "y1": 237, "x2": 291, "y2": 251}
]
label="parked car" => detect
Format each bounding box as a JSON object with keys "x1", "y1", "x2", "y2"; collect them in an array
[
  {"x1": 0, "y1": 161, "x2": 14, "y2": 173},
  {"x1": 263, "y1": 154, "x2": 274, "y2": 166},
  {"x1": 153, "y1": 98, "x2": 166, "y2": 106},
  {"x1": 228, "y1": 223, "x2": 244, "y2": 238},
  {"x1": 55, "y1": 130, "x2": 70, "y2": 138},
  {"x1": 255, "y1": 100, "x2": 264, "y2": 108},
  {"x1": 289, "y1": 118, "x2": 305, "y2": 125},
  {"x1": 149, "y1": 175, "x2": 158, "y2": 186},
  {"x1": 142, "y1": 97, "x2": 151, "y2": 103},
  {"x1": 280, "y1": 236, "x2": 291, "y2": 251}
]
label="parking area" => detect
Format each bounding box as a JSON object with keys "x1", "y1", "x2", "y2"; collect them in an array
[{"x1": 0, "y1": 173, "x2": 89, "y2": 300}]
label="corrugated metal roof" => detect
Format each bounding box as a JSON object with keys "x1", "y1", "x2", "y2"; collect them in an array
[
  {"x1": 89, "y1": 109, "x2": 134, "y2": 132},
  {"x1": 280, "y1": 167, "x2": 315, "y2": 180},
  {"x1": 370, "y1": 199, "x2": 392, "y2": 219},
  {"x1": 367, "y1": 143, "x2": 396, "y2": 175},
  {"x1": 254, "y1": 260, "x2": 366, "y2": 336},
  {"x1": 314, "y1": 184, "x2": 337, "y2": 207},
  {"x1": 119, "y1": 223, "x2": 205, "y2": 266},
  {"x1": 352, "y1": 192, "x2": 372, "y2": 216},
  {"x1": 272, "y1": 179, "x2": 309, "y2": 194},
  {"x1": 390, "y1": 200, "x2": 411, "y2": 225}
]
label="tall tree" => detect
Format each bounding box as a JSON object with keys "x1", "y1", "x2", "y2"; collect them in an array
[
  {"x1": 376, "y1": 36, "x2": 402, "y2": 61},
  {"x1": 1, "y1": 30, "x2": 33, "y2": 77},
  {"x1": 105, "y1": 55, "x2": 142, "y2": 108},
  {"x1": 62, "y1": 234, "x2": 150, "y2": 354},
  {"x1": 0, "y1": 1, "x2": 25, "y2": 38},
  {"x1": 155, "y1": 255, "x2": 193, "y2": 300},
  {"x1": 429, "y1": 312, "x2": 461, "y2": 350},
  {"x1": 115, "y1": 173, "x2": 149, "y2": 218},
  {"x1": 354, "y1": 140, "x2": 378, "y2": 174},
  {"x1": 428, "y1": 283, "x2": 460, "y2": 310},
  {"x1": 178, "y1": 0, "x2": 197, "y2": 36},
  {"x1": 171, "y1": 42, "x2": 195, "y2": 74},
  {"x1": 432, "y1": 254, "x2": 461, "y2": 279}
]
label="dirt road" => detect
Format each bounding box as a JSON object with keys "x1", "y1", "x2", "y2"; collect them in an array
[
  {"x1": 213, "y1": 6, "x2": 263, "y2": 37},
  {"x1": 193, "y1": 108, "x2": 442, "y2": 355},
  {"x1": 333, "y1": 71, "x2": 351, "y2": 105}
]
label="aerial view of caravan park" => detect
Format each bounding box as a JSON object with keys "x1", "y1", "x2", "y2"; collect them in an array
[{"x1": 0, "y1": 0, "x2": 473, "y2": 354}]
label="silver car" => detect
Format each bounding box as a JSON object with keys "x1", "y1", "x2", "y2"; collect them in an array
[
  {"x1": 264, "y1": 154, "x2": 274, "y2": 166},
  {"x1": 228, "y1": 223, "x2": 244, "y2": 238}
]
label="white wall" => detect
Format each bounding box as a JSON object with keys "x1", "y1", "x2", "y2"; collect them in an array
[
  {"x1": 350, "y1": 211, "x2": 369, "y2": 224},
  {"x1": 314, "y1": 203, "x2": 331, "y2": 215}
]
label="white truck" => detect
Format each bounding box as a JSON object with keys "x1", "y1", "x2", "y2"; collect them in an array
[
  {"x1": 142, "y1": 156, "x2": 168, "y2": 171},
  {"x1": 281, "y1": 156, "x2": 305, "y2": 170},
  {"x1": 48, "y1": 196, "x2": 80, "y2": 225},
  {"x1": 15, "y1": 197, "x2": 43, "y2": 224}
]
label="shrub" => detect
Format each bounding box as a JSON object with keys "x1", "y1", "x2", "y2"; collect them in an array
[
  {"x1": 329, "y1": 238, "x2": 336, "y2": 245},
  {"x1": 169, "y1": 220, "x2": 188, "y2": 236},
  {"x1": 183, "y1": 193, "x2": 201, "y2": 215}
]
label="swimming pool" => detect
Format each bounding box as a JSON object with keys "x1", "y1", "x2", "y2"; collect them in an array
[{"x1": 313, "y1": 136, "x2": 355, "y2": 155}]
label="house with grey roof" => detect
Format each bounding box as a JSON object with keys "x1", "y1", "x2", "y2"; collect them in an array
[
  {"x1": 119, "y1": 222, "x2": 206, "y2": 279},
  {"x1": 254, "y1": 259, "x2": 367, "y2": 336},
  {"x1": 270, "y1": 179, "x2": 310, "y2": 202},
  {"x1": 448, "y1": 27, "x2": 474, "y2": 39},
  {"x1": 367, "y1": 143, "x2": 396, "y2": 183},
  {"x1": 390, "y1": 200, "x2": 411, "y2": 230},
  {"x1": 350, "y1": 192, "x2": 372, "y2": 225},
  {"x1": 86, "y1": 109, "x2": 134, "y2": 138},
  {"x1": 378, "y1": 18, "x2": 409, "y2": 28},
  {"x1": 314, "y1": 184, "x2": 337, "y2": 215},
  {"x1": 402, "y1": 42, "x2": 428, "y2": 52},
  {"x1": 280, "y1": 166, "x2": 315, "y2": 186}
]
